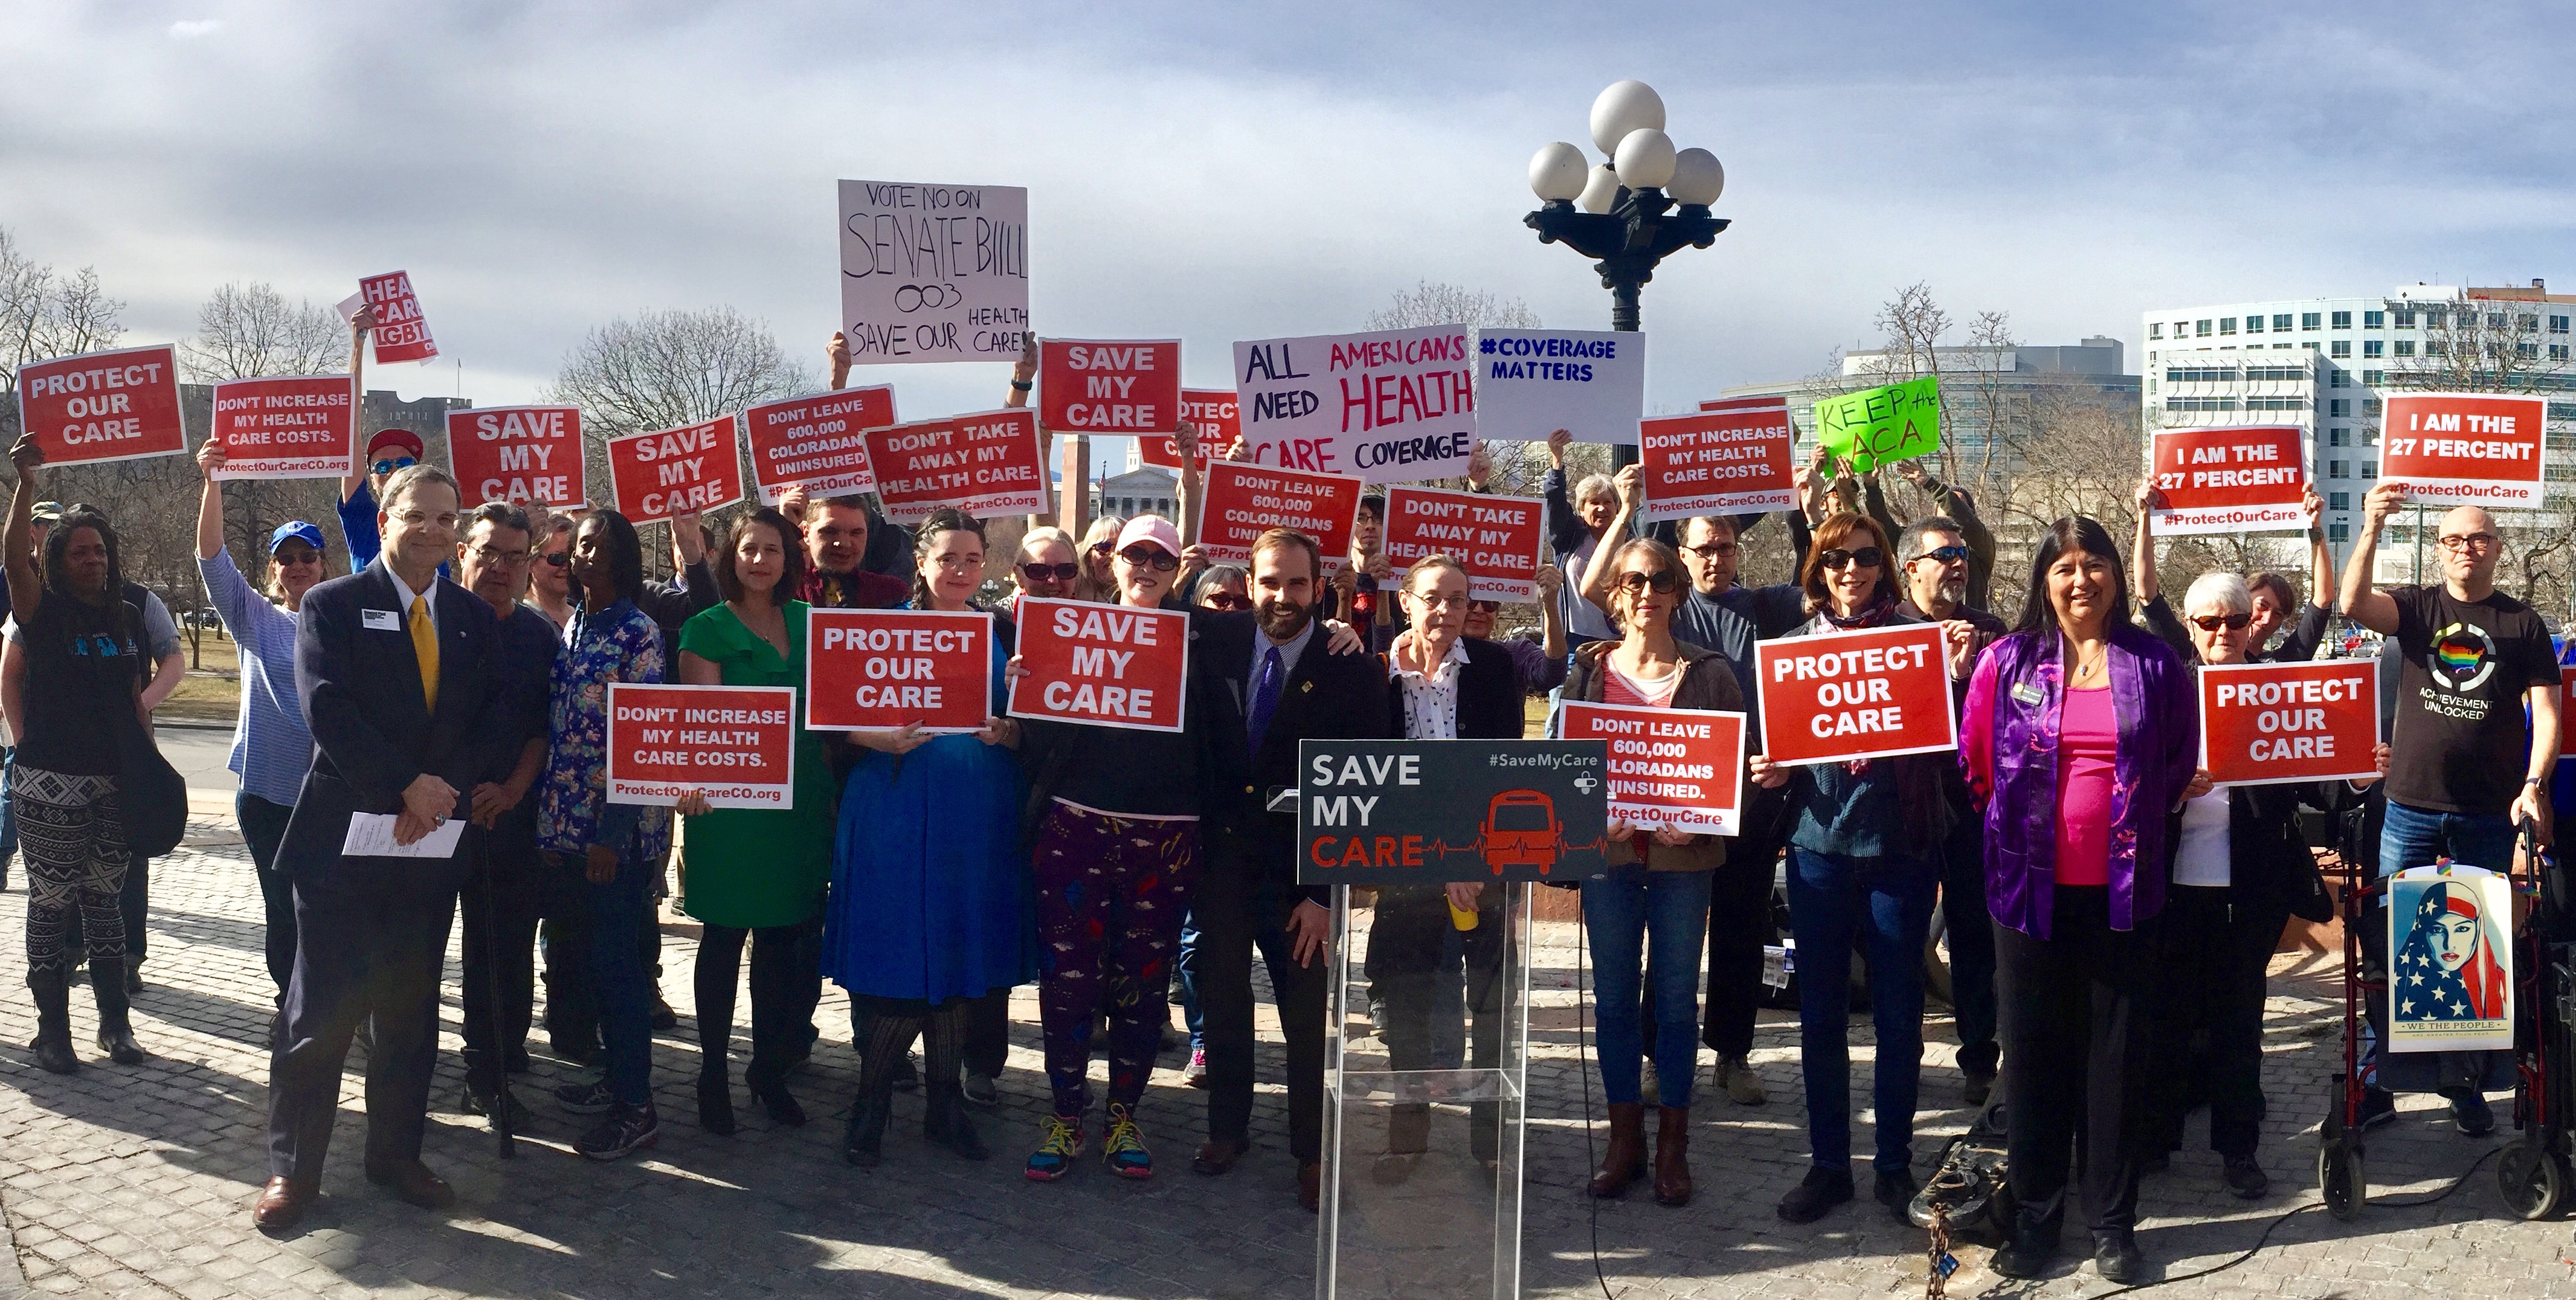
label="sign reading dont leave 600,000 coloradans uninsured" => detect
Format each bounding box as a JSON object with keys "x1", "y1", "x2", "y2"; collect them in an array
[
  {"x1": 1753, "y1": 623, "x2": 1957, "y2": 767},
  {"x1": 606, "y1": 683, "x2": 797, "y2": 809},
  {"x1": 1560, "y1": 701, "x2": 1747, "y2": 835}
]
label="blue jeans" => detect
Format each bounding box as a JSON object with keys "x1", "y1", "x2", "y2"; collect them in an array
[
  {"x1": 1787, "y1": 846, "x2": 1936, "y2": 1172},
  {"x1": 2377, "y1": 799, "x2": 2518, "y2": 878},
  {"x1": 1178, "y1": 906, "x2": 1293, "y2": 1052},
  {"x1": 1584, "y1": 866, "x2": 1712, "y2": 1108},
  {"x1": 585, "y1": 845, "x2": 655, "y2": 1107}
]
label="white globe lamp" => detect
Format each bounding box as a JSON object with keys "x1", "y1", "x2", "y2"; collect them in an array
[
  {"x1": 1668, "y1": 147, "x2": 1725, "y2": 206},
  {"x1": 1527, "y1": 141, "x2": 1589, "y2": 202},
  {"x1": 1612, "y1": 128, "x2": 1676, "y2": 190},
  {"x1": 1588, "y1": 80, "x2": 1665, "y2": 155}
]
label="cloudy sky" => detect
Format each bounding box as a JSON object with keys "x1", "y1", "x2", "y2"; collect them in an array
[{"x1": 5, "y1": 2, "x2": 2571, "y2": 445}]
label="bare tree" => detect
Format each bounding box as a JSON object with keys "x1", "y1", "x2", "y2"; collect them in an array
[
  {"x1": 1365, "y1": 281, "x2": 1539, "y2": 333},
  {"x1": 544, "y1": 306, "x2": 814, "y2": 439},
  {"x1": 178, "y1": 281, "x2": 348, "y2": 381},
  {"x1": 0, "y1": 227, "x2": 127, "y2": 431}
]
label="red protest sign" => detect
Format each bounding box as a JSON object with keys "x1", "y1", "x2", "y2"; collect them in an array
[
  {"x1": 207, "y1": 376, "x2": 355, "y2": 480},
  {"x1": 1381, "y1": 484, "x2": 1544, "y2": 601},
  {"x1": 1196, "y1": 460, "x2": 1361, "y2": 573},
  {"x1": 2147, "y1": 426, "x2": 2305, "y2": 535},
  {"x1": 360, "y1": 271, "x2": 437, "y2": 364},
  {"x1": 605, "y1": 416, "x2": 744, "y2": 519},
  {"x1": 804, "y1": 608, "x2": 993, "y2": 733},
  {"x1": 1753, "y1": 623, "x2": 1957, "y2": 767},
  {"x1": 2379, "y1": 391, "x2": 2550, "y2": 508},
  {"x1": 447, "y1": 407, "x2": 586, "y2": 510},
  {"x1": 1639, "y1": 408, "x2": 1795, "y2": 519},
  {"x1": 1041, "y1": 339, "x2": 1182, "y2": 435},
  {"x1": 1006, "y1": 596, "x2": 1189, "y2": 733},
  {"x1": 606, "y1": 683, "x2": 797, "y2": 809},
  {"x1": 865, "y1": 408, "x2": 1048, "y2": 524},
  {"x1": 744, "y1": 387, "x2": 895, "y2": 504},
  {"x1": 2197, "y1": 659, "x2": 2380, "y2": 787},
  {"x1": 1561, "y1": 700, "x2": 1747, "y2": 835},
  {"x1": 1139, "y1": 389, "x2": 1236, "y2": 470},
  {"x1": 2562, "y1": 673, "x2": 2576, "y2": 759},
  {"x1": 1698, "y1": 394, "x2": 1788, "y2": 413},
  {"x1": 14, "y1": 344, "x2": 185, "y2": 467}
]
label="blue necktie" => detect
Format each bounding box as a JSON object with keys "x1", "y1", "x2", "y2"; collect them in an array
[{"x1": 1248, "y1": 646, "x2": 1283, "y2": 758}]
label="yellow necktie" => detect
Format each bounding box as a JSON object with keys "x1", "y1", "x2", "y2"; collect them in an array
[{"x1": 409, "y1": 594, "x2": 439, "y2": 715}]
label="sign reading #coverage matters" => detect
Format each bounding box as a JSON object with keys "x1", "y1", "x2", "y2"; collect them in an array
[
  {"x1": 1380, "y1": 484, "x2": 1542, "y2": 601},
  {"x1": 1234, "y1": 326, "x2": 1475, "y2": 482},
  {"x1": 1560, "y1": 701, "x2": 1747, "y2": 836},
  {"x1": 837, "y1": 180, "x2": 1028, "y2": 365},
  {"x1": 2378, "y1": 391, "x2": 2550, "y2": 508},
  {"x1": 1753, "y1": 623, "x2": 1957, "y2": 767},
  {"x1": 744, "y1": 387, "x2": 895, "y2": 504},
  {"x1": 1007, "y1": 596, "x2": 1189, "y2": 733},
  {"x1": 606, "y1": 683, "x2": 797, "y2": 809},
  {"x1": 2148, "y1": 426, "x2": 2306, "y2": 535},
  {"x1": 1470, "y1": 329, "x2": 1643, "y2": 443}
]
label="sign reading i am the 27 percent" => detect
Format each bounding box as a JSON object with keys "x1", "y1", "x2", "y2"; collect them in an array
[
  {"x1": 2147, "y1": 425, "x2": 2307, "y2": 535},
  {"x1": 2377, "y1": 391, "x2": 2550, "y2": 508}
]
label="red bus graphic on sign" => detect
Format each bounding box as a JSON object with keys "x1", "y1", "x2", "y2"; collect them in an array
[{"x1": 1479, "y1": 790, "x2": 1563, "y2": 875}]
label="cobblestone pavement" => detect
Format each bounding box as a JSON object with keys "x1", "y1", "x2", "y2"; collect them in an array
[{"x1": 1, "y1": 820, "x2": 2572, "y2": 1299}]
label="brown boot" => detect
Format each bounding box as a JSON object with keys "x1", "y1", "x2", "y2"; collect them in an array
[
  {"x1": 1588, "y1": 1102, "x2": 1646, "y2": 1198},
  {"x1": 1652, "y1": 1106, "x2": 1693, "y2": 1206}
]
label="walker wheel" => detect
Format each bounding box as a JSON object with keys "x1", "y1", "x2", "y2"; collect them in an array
[
  {"x1": 2497, "y1": 1141, "x2": 2571, "y2": 1221},
  {"x1": 2319, "y1": 1136, "x2": 2366, "y2": 1221}
]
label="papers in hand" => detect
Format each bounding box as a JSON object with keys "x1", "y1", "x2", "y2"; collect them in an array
[{"x1": 342, "y1": 812, "x2": 466, "y2": 858}]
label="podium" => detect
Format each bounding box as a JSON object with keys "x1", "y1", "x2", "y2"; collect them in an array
[{"x1": 1316, "y1": 882, "x2": 1533, "y2": 1300}]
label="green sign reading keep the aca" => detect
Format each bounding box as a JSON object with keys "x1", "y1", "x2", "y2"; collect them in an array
[{"x1": 1812, "y1": 376, "x2": 1940, "y2": 473}]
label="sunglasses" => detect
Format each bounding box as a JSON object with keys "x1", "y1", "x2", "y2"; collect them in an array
[
  {"x1": 1020, "y1": 562, "x2": 1080, "y2": 582},
  {"x1": 1117, "y1": 545, "x2": 1179, "y2": 572},
  {"x1": 1614, "y1": 569, "x2": 1683, "y2": 595},
  {"x1": 1468, "y1": 600, "x2": 1501, "y2": 614},
  {"x1": 1089, "y1": 541, "x2": 1116, "y2": 556},
  {"x1": 1820, "y1": 546, "x2": 1885, "y2": 570},
  {"x1": 1201, "y1": 592, "x2": 1252, "y2": 611},
  {"x1": 1908, "y1": 545, "x2": 1969, "y2": 565},
  {"x1": 371, "y1": 456, "x2": 417, "y2": 476},
  {"x1": 272, "y1": 546, "x2": 321, "y2": 565},
  {"x1": 2188, "y1": 613, "x2": 2253, "y2": 632},
  {"x1": 538, "y1": 552, "x2": 571, "y2": 568}
]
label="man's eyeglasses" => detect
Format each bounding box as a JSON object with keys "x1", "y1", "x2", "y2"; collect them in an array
[
  {"x1": 1116, "y1": 545, "x2": 1179, "y2": 572},
  {"x1": 1020, "y1": 562, "x2": 1080, "y2": 583},
  {"x1": 469, "y1": 544, "x2": 531, "y2": 568},
  {"x1": 371, "y1": 456, "x2": 417, "y2": 476},
  {"x1": 1908, "y1": 545, "x2": 1970, "y2": 565},
  {"x1": 2188, "y1": 613, "x2": 2252, "y2": 632},
  {"x1": 1201, "y1": 592, "x2": 1252, "y2": 611},
  {"x1": 1820, "y1": 546, "x2": 1885, "y2": 570},
  {"x1": 2436, "y1": 532, "x2": 2499, "y2": 553},
  {"x1": 1614, "y1": 569, "x2": 1683, "y2": 595},
  {"x1": 1684, "y1": 542, "x2": 1740, "y2": 561}
]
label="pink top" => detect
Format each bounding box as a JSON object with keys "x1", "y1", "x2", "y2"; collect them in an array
[{"x1": 2053, "y1": 684, "x2": 2117, "y2": 887}]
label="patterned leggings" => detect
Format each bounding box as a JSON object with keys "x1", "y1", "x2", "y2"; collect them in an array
[
  {"x1": 16, "y1": 766, "x2": 128, "y2": 970},
  {"x1": 1030, "y1": 803, "x2": 1200, "y2": 1119}
]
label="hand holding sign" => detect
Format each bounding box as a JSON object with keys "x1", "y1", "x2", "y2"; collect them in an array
[
  {"x1": 1007, "y1": 596, "x2": 1189, "y2": 732},
  {"x1": 1812, "y1": 376, "x2": 1940, "y2": 475}
]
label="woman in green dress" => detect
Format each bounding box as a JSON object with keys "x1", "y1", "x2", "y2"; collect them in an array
[{"x1": 673, "y1": 507, "x2": 836, "y2": 1134}]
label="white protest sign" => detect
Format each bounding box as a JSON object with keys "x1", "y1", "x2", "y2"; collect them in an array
[
  {"x1": 1470, "y1": 329, "x2": 1643, "y2": 444},
  {"x1": 836, "y1": 180, "x2": 1029, "y2": 365},
  {"x1": 1232, "y1": 326, "x2": 1476, "y2": 483}
]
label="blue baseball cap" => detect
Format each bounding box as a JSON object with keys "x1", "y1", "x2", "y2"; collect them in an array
[{"x1": 269, "y1": 521, "x2": 326, "y2": 555}]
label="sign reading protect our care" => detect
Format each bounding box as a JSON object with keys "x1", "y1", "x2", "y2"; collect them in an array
[
  {"x1": 1753, "y1": 623, "x2": 1957, "y2": 766},
  {"x1": 605, "y1": 683, "x2": 796, "y2": 809},
  {"x1": 207, "y1": 376, "x2": 355, "y2": 480},
  {"x1": 1007, "y1": 596, "x2": 1189, "y2": 733},
  {"x1": 446, "y1": 407, "x2": 585, "y2": 509},
  {"x1": 1040, "y1": 339, "x2": 1180, "y2": 435},
  {"x1": 1812, "y1": 375, "x2": 1940, "y2": 474},
  {"x1": 836, "y1": 180, "x2": 1028, "y2": 365},
  {"x1": 1233, "y1": 326, "x2": 1475, "y2": 482},
  {"x1": 1638, "y1": 407, "x2": 1797, "y2": 518},
  {"x1": 2197, "y1": 659, "x2": 2380, "y2": 787},
  {"x1": 1469, "y1": 328, "x2": 1643, "y2": 443},
  {"x1": 744, "y1": 387, "x2": 896, "y2": 504},
  {"x1": 1296, "y1": 739, "x2": 1611, "y2": 885},
  {"x1": 2148, "y1": 426, "x2": 2307, "y2": 535},
  {"x1": 863, "y1": 408, "x2": 1048, "y2": 524},
  {"x1": 1194, "y1": 461, "x2": 1360, "y2": 573},
  {"x1": 1379, "y1": 484, "x2": 1543, "y2": 601},
  {"x1": 804, "y1": 608, "x2": 992, "y2": 733},
  {"x1": 1139, "y1": 389, "x2": 1235, "y2": 470},
  {"x1": 15, "y1": 344, "x2": 187, "y2": 467},
  {"x1": 1559, "y1": 701, "x2": 1747, "y2": 835},
  {"x1": 359, "y1": 271, "x2": 437, "y2": 364},
  {"x1": 2378, "y1": 391, "x2": 2550, "y2": 508}
]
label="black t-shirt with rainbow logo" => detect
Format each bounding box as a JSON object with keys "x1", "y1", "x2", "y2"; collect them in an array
[{"x1": 2386, "y1": 584, "x2": 2563, "y2": 815}]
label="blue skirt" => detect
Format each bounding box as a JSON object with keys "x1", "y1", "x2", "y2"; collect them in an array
[{"x1": 823, "y1": 734, "x2": 1035, "y2": 1004}]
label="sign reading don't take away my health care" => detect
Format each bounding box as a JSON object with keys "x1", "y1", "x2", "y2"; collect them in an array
[
  {"x1": 1007, "y1": 596, "x2": 1188, "y2": 733},
  {"x1": 1380, "y1": 484, "x2": 1542, "y2": 601},
  {"x1": 805, "y1": 608, "x2": 993, "y2": 733},
  {"x1": 606, "y1": 683, "x2": 797, "y2": 809},
  {"x1": 864, "y1": 408, "x2": 1048, "y2": 524},
  {"x1": 1753, "y1": 623, "x2": 1957, "y2": 767}
]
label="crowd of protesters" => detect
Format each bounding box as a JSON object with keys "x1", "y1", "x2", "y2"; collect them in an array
[{"x1": 6, "y1": 324, "x2": 2558, "y2": 1292}]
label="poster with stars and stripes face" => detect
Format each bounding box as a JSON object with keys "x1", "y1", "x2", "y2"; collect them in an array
[{"x1": 2385, "y1": 867, "x2": 2514, "y2": 1055}]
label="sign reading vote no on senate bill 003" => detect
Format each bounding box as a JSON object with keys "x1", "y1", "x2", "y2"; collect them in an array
[
  {"x1": 1753, "y1": 622, "x2": 1957, "y2": 767},
  {"x1": 606, "y1": 683, "x2": 797, "y2": 809},
  {"x1": 837, "y1": 180, "x2": 1028, "y2": 365}
]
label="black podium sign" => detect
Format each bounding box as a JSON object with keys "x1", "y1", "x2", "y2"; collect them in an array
[{"x1": 1296, "y1": 739, "x2": 1611, "y2": 886}]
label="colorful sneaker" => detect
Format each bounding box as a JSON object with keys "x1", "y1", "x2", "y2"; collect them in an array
[
  {"x1": 1026, "y1": 1115, "x2": 1084, "y2": 1182},
  {"x1": 576, "y1": 1102, "x2": 660, "y2": 1160},
  {"x1": 1102, "y1": 1103, "x2": 1153, "y2": 1179},
  {"x1": 1183, "y1": 1048, "x2": 1209, "y2": 1088},
  {"x1": 553, "y1": 1081, "x2": 617, "y2": 1115}
]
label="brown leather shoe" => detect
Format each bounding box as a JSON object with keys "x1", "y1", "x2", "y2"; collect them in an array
[
  {"x1": 364, "y1": 1160, "x2": 456, "y2": 1210},
  {"x1": 253, "y1": 1176, "x2": 315, "y2": 1231},
  {"x1": 1298, "y1": 1160, "x2": 1321, "y2": 1213},
  {"x1": 1192, "y1": 1138, "x2": 1248, "y2": 1176},
  {"x1": 1588, "y1": 1102, "x2": 1646, "y2": 1199},
  {"x1": 1652, "y1": 1105, "x2": 1693, "y2": 1206}
]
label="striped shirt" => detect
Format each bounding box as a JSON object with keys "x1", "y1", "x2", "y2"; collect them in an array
[{"x1": 198, "y1": 550, "x2": 313, "y2": 806}]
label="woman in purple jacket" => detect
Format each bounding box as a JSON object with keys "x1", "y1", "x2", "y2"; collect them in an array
[{"x1": 1960, "y1": 516, "x2": 2197, "y2": 1286}]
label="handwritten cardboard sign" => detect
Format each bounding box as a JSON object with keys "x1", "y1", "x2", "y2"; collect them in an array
[
  {"x1": 1006, "y1": 596, "x2": 1189, "y2": 733},
  {"x1": 1040, "y1": 339, "x2": 1180, "y2": 436},
  {"x1": 805, "y1": 608, "x2": 992, "y2": 733},
  {"x1": 1639, "y1": 408, "x2": 1796, "y2": 519},
  {"x1": 1560, "y1": 700, "x2": 1747, "y2": 835},
  {"x1": 1753, "y1": 623, "x2": 1957, "y2": 766},
  {"x1": 2148, "y1": 425, "x2": 2307, "y2": 535},
  {"x1": 1380, "y1": 484, "x2": 1544, "y2": 601},
  {"x1": 360, "y1": 271, "x2": 437, "y2": 364},
  {"x1": 863, "y1": 408, "x2": 1048, "y2": 524},
  {"x1": 15, "y1": 344, "x2": 186, "y2": 467},
  {"x1": 1813, "y1": 376, "x2": 1940, "y2": 474},
  {"x1": 446, "y1": 407, "x2": 585, "y2": 510},
  {"x1": 1470, "y1": 329, "x2": 1643, "y2": 444},
  {"x1": 1194, "y1": 460, "x2": 1361, "y2": 573},
  {"x1": 2378, "y1": 391, "x2": 2550, "y2": 509},
  {"x1": 206, "y1": 375, "x2": 355, "y2": 480},
  {"x1": 2197, "y1": 659, "x2": 2380, "y2": 787},
  {"x1": 1233, "y1": 326, "x2": 1475, "y2": 482},
  {"x1": 836, "y1": 180, "x2": 1029, "y2": 365},
  {"x1": 744, "y1": 388, "x2": 896, "y2": 504},
  {"x1": 606, "y1": 683, "x2": 797, "y2": 809},
  {"x1": 605, "y1": 416, "x2": 745, "y2": 518},
  {"x1": 1139, "y1": 389, "x2": 1236, "y2": 470}
]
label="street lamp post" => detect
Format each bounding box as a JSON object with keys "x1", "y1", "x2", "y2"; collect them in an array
[{"x1": 1523, "y1": 80, "x2": 1729, "y2": 467}]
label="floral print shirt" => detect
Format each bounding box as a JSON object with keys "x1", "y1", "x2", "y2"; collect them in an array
[{"x1": 537, "y1": 597, "x2": 671, "y2": 860}]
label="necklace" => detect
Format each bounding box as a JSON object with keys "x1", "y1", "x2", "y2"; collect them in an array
[{"x1": 2069, "y1": 642, "x2": 2108, "y2": 684}]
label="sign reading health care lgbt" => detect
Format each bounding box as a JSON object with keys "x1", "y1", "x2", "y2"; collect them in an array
[{"x1": 1234, "y1": 326, "x2": 1475, "y2": 482}]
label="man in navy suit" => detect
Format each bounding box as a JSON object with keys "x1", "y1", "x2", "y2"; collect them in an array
[{"x1": 255, "y1": 465, "x2": 515, "y2": 1231}]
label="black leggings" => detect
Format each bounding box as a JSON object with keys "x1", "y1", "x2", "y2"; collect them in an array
[
  {"x1": 854, "y1": 996, "x2": 968, "y2": 1100},
  {"x1": 694, "y1": 922, "x2": 804, "y2": 1084}
]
